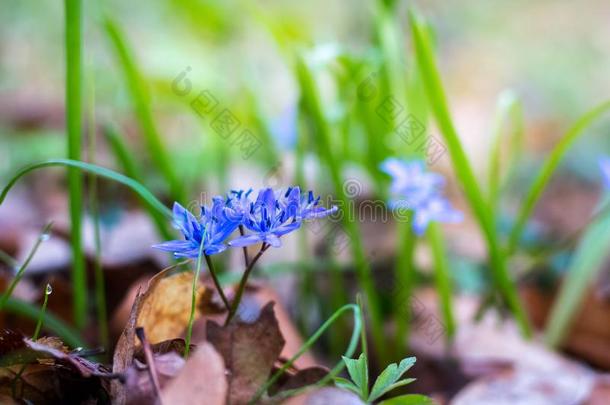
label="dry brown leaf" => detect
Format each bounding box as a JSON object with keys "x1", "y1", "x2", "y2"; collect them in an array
[
  {"x1": 162, "y1": 342, "x2": 227, "y2": 405},
  {"x1": 207, "y1": 302, "x2": 285, "y2": 405},
  {"x1": 136, "y1": 269, "x2": 205, "y2": 345},
  {"x1": 111, "y1": 266, "x2": 207, "y2": 403}
]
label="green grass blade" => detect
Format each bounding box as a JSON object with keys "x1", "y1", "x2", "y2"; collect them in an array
[
  {"x1": 103, "y1": 16, "x2": 185, "y2": 203},
  {"x1": 250, "y1": 303, "x2": 362, "y2": 403},
  {"x1": 65, "y1": 0, "x2": 86, "y2": 330},
  {"x1": 103, "y1": 126, "x2": 173, "y2": 240},
  {"x1": 487, "y1": 90, "x2": 524, "y2": 213},
  {"x1": 102, "y1": 125, "x2": 143, "y2": 180},
  {"x1": 393, "y1": 217, "x2": 416, "y2": 350},
  {"x1": 544, "y1": 208, "x2": 610, "y2": 347},
  {"x1": 3, "y1": 297, "x2": 85, "y2": 348},
  {"x1": 507, "y1": 100, "x2": 610, "y2": 253},
  {"x1": 409, "y1": 10, "x2": 531, "y2": 337},
  {"x1": 295, "y1": 53, "x2": 388, "y2": 361},
  {"x1": 0, "y1": 159, "x2": 172, "y2": 219},
  {"x1": 428, "y1": 222, "x2": 456, "y2": 340},
  {"x1": 0, "y1": 223, "x2": 53, "y2": 311}
]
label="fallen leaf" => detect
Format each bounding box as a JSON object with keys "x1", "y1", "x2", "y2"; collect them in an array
[
  {"x1": 162, "y1": 342, "x2": 227, "y2": 405},
  {"x1": 207, "y1": 302, "x2": 285, "y2": 404}
]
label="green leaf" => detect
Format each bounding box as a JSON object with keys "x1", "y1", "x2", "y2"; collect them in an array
[
  {"x1": 0, "y1": 159, "x2": 172, "y2": 220},
  {"x1": 487, "y1": 90, "x2": 524, "y2": 213},
  {"x1": 379, "y1": 394, "x2": 435, "y2": 405},
  {"x1": 333, "y1": 377, "x2": 362, "y2": 397},
  {"x1": 368, "y1": 357, "x2": 416, "y2": 402},
  {"x1": 103, "y1": 16, "x2": 185, "y2": 203},
  {"x1": 544, "y1": 205, "x2": 610, "y2": 347},
  {"x1": 342, "y1": 353, "x2": 369, "y2": 398},
  {"x1": 507, "y1": 99, "x2": 610, "y2": 253},
  {"x1": 408, "y1": 9, "x2": 531, "y2": 337}
]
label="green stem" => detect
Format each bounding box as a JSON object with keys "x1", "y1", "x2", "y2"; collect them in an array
[
  {"x1": 184, "y1": 239, "x2": 205, "y2": 359},
  {"x1": 393, "y1": 216, "x2": 416, "y2": 350},
  {"x1": 428, "y1": 222, "x2": 456, "y2": 342},
  {"x1": 249, "y1": 303, "x2": 362, "y2": 404},
  {"x1": 204, "y1": 254, "x2": 230, "y2": 311},
  {"x1": 88, "y1": 77, "x2": 109, "y2": 352},
  {"x1": 65, "y1": 0, "x2": 86, "y2": 330},
  {"x1": 3, "y1": 297, "x2": 85, "y2": 348},
  {"x1": 33, "y1": 284, "x2": 52, "y2": 340},
  {"x1": 225, "y1": 243, "x2": 269, "y2": 326},
  {"x1": 0, "y1": 223, "x2": 53, "y2": 311}
]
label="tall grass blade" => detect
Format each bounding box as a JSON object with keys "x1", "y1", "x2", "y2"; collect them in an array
[
  {"x1": 251, "y1": 303, "x2": 362, "y2": 403},
  {"x1": 0, "y1": 223, "x2": 53, "y2": 311},
  {"x1": 409, "y1": 10, "x2": 531, "y2": 337},
  {"x1": 103, "y1": 125, "x2": 173, "y2": 240},
  {"x1": 544, "y1": 207, "x2": 610, "y2": 347},
  {"x1": 487, "y1": 90, "x2": 524, "y2": 213},
  {"x1": 428, "y1": 222, "x2": 456, "y2": 340},
  {"x1": 507, "y1": 100, "x2": 610, "y2": 253},
  {"x1": 65, "y1": 0, "x2": 86, "y2": 330},
  {"x1": 295, "y1": 53, "x2": 388, "y2": 361},
  {"x1": 103, "y1": 16, "x2": 185, "y2": 203}
]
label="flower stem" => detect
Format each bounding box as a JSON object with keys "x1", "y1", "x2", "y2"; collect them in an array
[
  {"x1": 184, "y1": 240, "x2": 205, "y2": 358},
  {"x1": 238, "y1": 225, "x2": 250, "y2": 267},
  {"x1": 225, "y1": 243, "x2": 269, "y2": 326},
  {"x1": 204, "y1": 254, "x2": 230, "y2": 311}
]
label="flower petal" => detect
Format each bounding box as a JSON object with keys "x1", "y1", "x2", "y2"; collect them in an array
[{"x1": 229, "y1": 234, "x2": 264, "y2": 248}]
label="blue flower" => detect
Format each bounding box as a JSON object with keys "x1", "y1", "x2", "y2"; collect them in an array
[
  {"x1": 229, "y1": 187, "x2": 337, "y2": 248},
  {"x1": 153, "y1": 201, "x2": 239, "y2": 258},
  {"x1": 411, "y1": 195, "x2": 463, "y2": 235},
  {"x1": 381, "y1": 158, "x2": 462, "y2": 235},
  {"x1": 380, "y1": 158, "x2": 444, "y2": 207},
  {"x1": 600, "y1": 157, "x2": 610, "y2": 190}
]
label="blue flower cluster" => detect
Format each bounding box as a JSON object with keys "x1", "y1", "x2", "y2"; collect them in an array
[
  {"x1": 153, "y1": 187, "x2": 337, "y2": 258},
  {"x1": 600, "y1": 157, "x2": 610, "y2": 190},
  {"x1": 381, "y1": 158, "x2": 462, "y2": 235}
]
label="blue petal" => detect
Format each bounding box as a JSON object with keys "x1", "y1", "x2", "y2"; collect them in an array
[
  {"x1": 264, "y1": 233, "x2": 282, "y2": 248},
  {"x1": 229, "y1": 234, "x2": 264, "y2": 247},
  {"x1": 152, "y1": 240, "x2": 194, "y2": 252},
  {"x1": 600, "y1": 157, "x2": 610, "y2": 190}
]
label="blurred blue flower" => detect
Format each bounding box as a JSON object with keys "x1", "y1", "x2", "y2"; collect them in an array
[
  {"x1": 411, "y1": 195, "x2": 463, "y2": 235},
  {"x1": 229, "y1": 187, "x2": 337, "y2": 248},
  {"x1": 600, "y1": 157, "x2": 610, "y2": 189},
  {"x1": 380, "y1": 158, "x2": 444, "y2": 207},
  {"x1": 381, "y1": 158, "x2": 462, "y2": 235},
  {"x1": 153, "y1": 201, "x2": 239, "y2": 258}
]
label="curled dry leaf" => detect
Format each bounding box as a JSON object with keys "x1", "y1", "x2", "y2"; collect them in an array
[
  {"x1": 207, "y1": 302, "x2": 328, "y2": 404},
  {"x1": 207, "y1": 302, "x2": 286, "y2": 405},
  {"x1": 111, "y1": 266, "x2": 206, "y2": 404},
  {"x1": 162, "y1": 342, "x2": 228, "y2": 405},
  {"x1": 0, "y1": 330, "x2": 114, "y2": 404}
]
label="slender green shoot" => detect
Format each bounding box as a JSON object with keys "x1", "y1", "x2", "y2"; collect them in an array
[
  {"x1": 0, "y1": 159, "x2": 172, "y2": 219},
  {"x1": 295, "y1": 53, "x2": 388, "y2": 361},
  {"x1": 103, "y1": 16, "x2": 185, "y2": 203},
  {"x1": 33, "y1": 284, "x2": 53, "y2": 340},
  {"x1": 393, "y1": 215, "x2": 416, "y2": 350},
  {"x1": 487, "y1": 90, "x2": 524, "y2": 214},
  {"x1": 250, "y1": 303, "x2": 362, "y2": 403},
  {"x1": 544, "y1": 204, "x2": 610, "y2": 347},
  {"x1": 0, "y1": 223, "x2": 53, "y2": 311},
  {"x1": 103, "y1": 126, "x2": 173, "y2": 240},
  {"x1": 409, "y1": 10, "x2": 531, "y2": 337},
  {"x1": 184, "y1": 237, "x2": 205, "y2": 359},
  {"x1": 65, "y1": 0, "x2": 86, "y2": 330},
  {"x1": 3, "y1": 297, "x2": 85, "y2": 348},
  {"x1": 87, "y1": 74, "x2": 109, "y2": 351},
  {"x1": 507, "y1": 100, "x2": 610, "y2": 253},
  {"x1": 428, "y1": 222, "x2": 456, "y2": 341}
]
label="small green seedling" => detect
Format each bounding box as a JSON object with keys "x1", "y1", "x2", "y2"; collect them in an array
[{"x1": 335, "y1": 353, "x2": 432, "y2": 404}]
